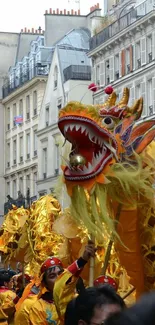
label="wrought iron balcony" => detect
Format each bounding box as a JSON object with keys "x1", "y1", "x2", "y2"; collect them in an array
[
  {"x1": 90, "y1": 0, "x2": 155, "y2": 51},
  {"x1": 63, "y1": 65, "x2": 91, "y2": 82},
  {"x1": 2, "y1": 65, "x2": 49, "y2": 99}
]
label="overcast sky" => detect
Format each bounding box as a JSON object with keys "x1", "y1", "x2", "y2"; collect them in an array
[{"x1": 0, "y1": 0, "x2": 103, "y2": 33}]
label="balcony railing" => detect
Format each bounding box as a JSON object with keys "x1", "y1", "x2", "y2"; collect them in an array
[
  {"x1": 63, "y1": 65, "x2": 91, "y2": 82},
  {"x1": 90, "y1": 0, "x2": 155, "y2": 51},
  {"x1": 2, "y1": 65, "x2": 50, "y2": 99}
]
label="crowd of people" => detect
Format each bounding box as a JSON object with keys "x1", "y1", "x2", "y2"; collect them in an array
[{"x1": 0, "y1": 241, "x2": 155, "y2": 325}]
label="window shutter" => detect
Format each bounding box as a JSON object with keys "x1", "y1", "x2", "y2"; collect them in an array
[
  {"x1": 141, "y1": 37, "x2": 146, "y2": 66},
  {"x1": 121, "y1": 49, "x2": 125, "y2": 77},
  {"x1": 130, "y1": 45, "x2": 133, "y2": 72},
  {"x1": 100, "y1": 61, "x2": 105, "y2": 87},
  {"x1": 152, "y1": 77, "x2": 155, "y2": 113},
  {"x1": 129, "y1": 86, "x2": 135, "y2": 106},
  {"x1": 152, "y1": 31, "x2": 155, "y2": 60},
  {"x1": 109, "y1": 56, "x2": 114, "y2": 82},
  {"x1": 141, "y1": 81, "x2": 146, "y2": 116}
]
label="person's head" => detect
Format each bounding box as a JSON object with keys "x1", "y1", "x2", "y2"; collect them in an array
[
  {"x1": 65, "y1": 285, "x2": 125, "y2": 325},
  {"x1": 0, "y1": 273, "x2": 13, "y2": 289},
  {"x1": 41, "y1": 257, "x2": 64, "y2": 292},
  {"x1": 105, "y1": 291, "x2": 155, "y2": 325},
  {"x1": 94, "y1": 276, "x2": 118, "y2": 291}
]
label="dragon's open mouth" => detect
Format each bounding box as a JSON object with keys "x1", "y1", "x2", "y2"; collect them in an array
[{"x1": 58, "y1": 116, "x2": 117, "y2": 181}]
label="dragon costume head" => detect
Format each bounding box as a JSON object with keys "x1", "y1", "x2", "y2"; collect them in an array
[
  {"x1": 58, "y1": 88, "x2": 155, "y2": 193},
  {"x1": 58, "y1": 87, "x2": 155, "y2": 298}
]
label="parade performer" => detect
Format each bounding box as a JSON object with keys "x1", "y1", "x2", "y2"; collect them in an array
[
  {"x1": 28, "y1": 241, "x2": 95, "y2": 325},
  {"x1": 0, "y1": 272, "x2": 17, "y2": 325},
  {"x1": 58, "y1": 87, "x2": 155, "y2": 298}
]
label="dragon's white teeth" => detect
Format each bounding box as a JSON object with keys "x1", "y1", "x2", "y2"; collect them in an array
[
  {"x1": 75, "y1": 124, "x2": 81, "y2": 131},
  {"x1": 81, "y1": 126, "x2": 86, "y2": 133},
  {"x1": 70, "y1": 124, "x2": 75, "y2": 131}
]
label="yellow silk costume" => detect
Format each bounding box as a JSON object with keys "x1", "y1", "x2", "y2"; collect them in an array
[
  {"x1": 0, "y1": 288, "x2": 16, "y2": 325},
  {"x1": 14, "y1": 295, "x2": 37, "y2": 325},
  {"x1": 29, "y1": 297, "x2": 59, "y2": 325}
]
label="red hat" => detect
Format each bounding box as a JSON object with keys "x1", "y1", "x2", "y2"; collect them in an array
[
  {"x1": 94, "y1": 275, "x2": 118, "y2": 291},
  {"x1": 40, "y1": 257, "x2": 63, "y2": 275}
]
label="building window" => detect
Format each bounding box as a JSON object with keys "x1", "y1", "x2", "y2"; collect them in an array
[
  {"x1": 6, "y1": 107, "x2": 10, "y2": 130},
  {"x1": 114, "y1": 54, "x2": 119, "y2": 80},
  {"x1": 13, "y1": 179, "x2": 17, "y2": 199},
  {"x1": 6, "y1": 142, "x2": 10, "y2": 168},
  {"x1": 19, "y1": 136, "x2": 23, "y2": 162},
  {"x1": 57, "y1": 98, "x2": 62, "y2": 110},
  {"x1": 96, "y1": 65, "x2": 100, "y2": 86},
  {"x1": 19, "y1": 99, "x2": 23, "y2": 119},
  {"x1": 26, "y1": 175, "x2": 30, "y2": 191},
  {"x1": 19, "y1": 177, "x2": 23, "y2": 194},
  {"x1": 13, "y1": 103, "x2": 17, "y2": 127},
  {"x1": 33, "y1": 172, "x2": 37, "y2": 196},
  {"x1": 55, "y1": 144, "x2": 59, "y2": 175},
  {"x1": 136, "y1": 41, "x2": 141, "y2": 69},
  {"x1": 105, "y1": 60, "x2": 110, "y2": 85},
  {"x1": 126, "y1": 48, "x2": 130, "y2": 74},
  {"x1": 147, "y1": 79, "x2": 153, "y2": 115},
  {"x1": 54, "y1": 66, "x2": 58, "y2": 89},
  {"x1": 33, "y1": 130, "x2": 37, "y2": 156},
  {"x1": 43, "y1": 148, "x2": 47, "y2": 179},
  {"x1": 135, "y1": 84, "x2": 141, "y2": 99},
  {"x1": 26, "y1": 95, "x2": 30, "y2": 120},
  {"x1": 6, "y1": 181, "x2": 10, "y2": 196},
  {"x1": 26, "y1": 133, "x2": 30, "y2": 159},
  {"x1": 33, "y1": 91, "x2": 37, "y2": 116},
  {"x1": 147, "y1": 34, "x2": 152, "y2": 63},
  {"x1": 13, "y1": 139, "x2": 17, "y2": 165},
  {"x1": 45, "y1": 106, "x2": 49, "y2": 126}
]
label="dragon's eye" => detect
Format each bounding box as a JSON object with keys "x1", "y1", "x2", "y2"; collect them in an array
[{"x1": 102, "y1": 117, "x2": 115, "y2": 129}]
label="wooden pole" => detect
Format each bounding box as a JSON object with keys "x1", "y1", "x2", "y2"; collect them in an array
[
  {"x1": 89, "y1": 235, "x2": 95, "y2": 286},
  {"x1": 122, "y1": 287, "x2": 135, "y2": 300}
]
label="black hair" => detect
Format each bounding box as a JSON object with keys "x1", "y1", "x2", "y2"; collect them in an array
[
  {"x1": 65, "y1": 284, "x2": 125, "y2": 325},
  {"x1": 105, "y1": 291, "x2": 155, "y2": 325},
  {"x1": 0, "y1": 273, "x2": 12, "y2": 286}
]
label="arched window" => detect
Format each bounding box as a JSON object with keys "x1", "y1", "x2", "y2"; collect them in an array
[{"x1": 54, "y1": 66, "x2": 58, "y2": 89}]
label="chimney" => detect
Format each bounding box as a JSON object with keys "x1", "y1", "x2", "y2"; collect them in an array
[
  {"x1": 78, "y1": 9, "x2": 80, "y2": 15},
  {"x1": 97, "y1": 3, "x2": 100, "y2": 8},
  {"x1": 49, "y1": 8, "x2": 52, "y2": 14},
  {"x1": 45, "y1": 9, "x2": 48, "y2": 14},
  {"x1": 71, "y1": 9, "x2": 74, "y2": 15},
  {"x1": 28, "y1": 29, "x2": 30, "y2": 33},
  {"x1": 32, "y1": 28, "x2": 34, "y2": 33},
  {"x1": 24, "y1": 27, "x2": 27, "y2": 33},
  {"x1": 67, "y1": 11, "x2": 70, "y2": 15},
  {"x1": 64, "y1": 9, "x2": 66, "y2": 15},
  {"x1": 74, "y1": 11, "x2": 77, "y2": 15},
  {"x1": 56, "y1": 8, "x2": 59, "y2": 14},
  {"x1": 60, "y1": 10, "x2": 63, "y2": 14}
]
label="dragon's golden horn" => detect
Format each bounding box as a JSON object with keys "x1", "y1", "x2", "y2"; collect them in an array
[
  {"x1": 130, "y1": 97, "x2": 143, "y2": 120},
  {"x1": 118, "y1": 88, "x2": 129, "y2": 108},
  {"x1": 102, "y1": 92, "x2": 117, "y2": 108}
]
